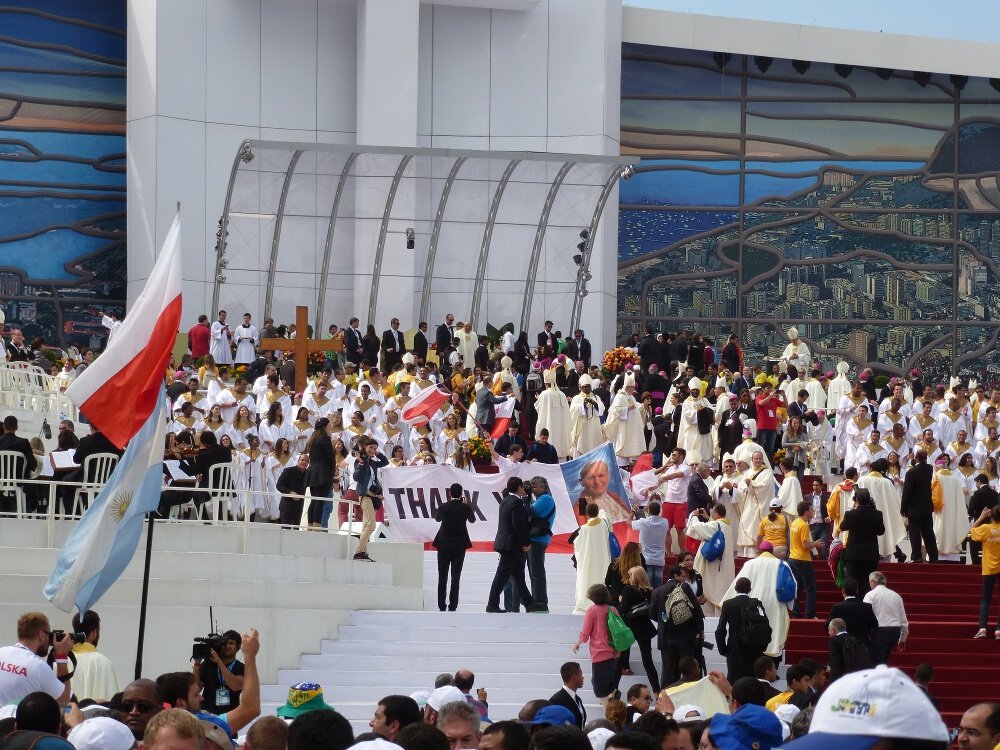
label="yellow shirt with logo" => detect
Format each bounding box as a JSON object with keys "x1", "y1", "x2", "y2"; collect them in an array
[
  {"x1": 789, "y1": 517, "x2": 812, "y2": 561},
  {"x1": 758, "y1": 514, "x2": 789, "y2": 547},
  {"x1": 971, "y1": 522, "x2": 1000, "y2": 576}
]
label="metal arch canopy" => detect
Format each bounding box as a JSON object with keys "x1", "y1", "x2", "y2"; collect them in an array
[{"x1": 213, "y1": 140, "x2": 636, "y2": 332}]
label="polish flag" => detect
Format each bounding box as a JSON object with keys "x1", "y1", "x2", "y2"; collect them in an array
[
  {"x1": 490, "y1": 399, "x2": 516, "y2": 439},
  {"x1": 67, "y1": 213, "x2": 183, "y2": 448},
  {"x1": 629, "y1": 452, "x2": 659, "y2": 501},
  {"x1": 400, "y1": 385, "x2": 449, "y2": 426}
]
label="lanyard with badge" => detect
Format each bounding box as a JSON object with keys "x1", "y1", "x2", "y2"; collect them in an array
[{"x1": 215, "y1": 660, "x2": 237, "y2": 707}]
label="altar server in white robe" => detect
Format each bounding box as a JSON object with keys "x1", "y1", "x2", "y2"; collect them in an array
[
  {"x1": 777, "y1": 458, "x2": 804, "y2": 516},
  {"x1": 603, "y1": 372, "x2": 646, "y2": 464},
  {"x1": 569, "y1": 374, "x2": 606, "y2": 457},
  {"x1": 737, "y1": 450, "x2": 774, "y2": 558},
  {"x1": 210, "y1": 311, "x2": 234, "y2": 366},
  {"x1": 857, "y1": 458, "x2": 906, "y2": 558},
  {"x1": 805, "y1": 372, "x2": 827, "y2": 410},
  {"x1": 932, "y1": 456, "x2": 970, "y2": 560},
  {"x1": 680, "y1": 376, "x2": 715, "y2": 467},
  {"x1": 535, "y1": 369, "x2": 571, "y2": 460},
  {"x1": 232, "y1": 314, "x2": 259, "y2": 364},
  {"x1": 686, "y1": 503, "x2": 736, "y2": 617},
  {"x1": 573, "y1": 504, "x2": 613, "y2": 614},
  {"x1": 721, "y1": 542, "x2": 794, "y2": 658}
]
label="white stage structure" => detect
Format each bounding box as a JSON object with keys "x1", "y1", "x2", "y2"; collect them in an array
[{"x1": 211, "y1": 140, "x2": 636, "y2": 335}]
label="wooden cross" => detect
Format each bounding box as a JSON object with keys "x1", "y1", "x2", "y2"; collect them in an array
[{"x1": 258, "y1": 305, "x2": 342, "y2": 394}]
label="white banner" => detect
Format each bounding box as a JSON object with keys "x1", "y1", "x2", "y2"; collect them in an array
[{"x1": 381, "y1": 463, "x2": 578, "y2": 543}]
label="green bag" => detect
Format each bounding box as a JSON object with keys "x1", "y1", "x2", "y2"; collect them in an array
[
  {"x1": 607, "y1": 608, "x2": 636, "y2": 652},
  {"x1": 834, "y1": 556, "x2": 846, "y2": 588}
]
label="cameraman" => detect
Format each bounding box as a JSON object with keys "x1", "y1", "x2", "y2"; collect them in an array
[
  {"x1": 194, "y1": 630, "x2": 244, "y2": 715},
  {"x1": 0, "y1": 612, "x2": 72, "y2": 706},
  {"x1": 353, "y1": 437, "x2": 389, "y2": 562}
]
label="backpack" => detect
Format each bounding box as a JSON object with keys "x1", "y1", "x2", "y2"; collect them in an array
[
  {"x1": 663, "y1": 584, "x2": 695, "y2": 627},
  {"x1": 737, "y1": 597, "x2": 772, "y2": 651},
  {"x1": 841, "y1": 634, "x2": 875, "y2": 673},
  {"x1": 607, "y1": 608, "x2": 636, "y2": 651},
  {"x1": 701, "y1": 522, "x2": 726, "y2": 562},
  {"x1": 775, "y1": 561, "x2": 797, "y2": 603}
]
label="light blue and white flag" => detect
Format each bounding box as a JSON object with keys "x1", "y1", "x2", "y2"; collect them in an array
[{"x1": 44, "y1": 398, "x2": 167, "y2": 613}]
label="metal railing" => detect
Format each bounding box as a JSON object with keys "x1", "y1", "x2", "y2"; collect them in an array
[{"x1": 0, "y1": 363, "x2": 78, "y2": 423}]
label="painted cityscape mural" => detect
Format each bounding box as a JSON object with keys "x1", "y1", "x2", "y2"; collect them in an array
[
  {"x1": 0, "y1": 1, "x2": 126, "y2": 349},
  {"x1": 619, "y1": 44, "x2": 1000, "y2": 380}
]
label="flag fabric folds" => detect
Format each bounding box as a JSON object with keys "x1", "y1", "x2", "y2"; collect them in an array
[
  {"x1": 44, "y1": 398, "x2": 167, "y2": 613},
  {"x1": 490, "y1": 400, "x2": 516, "y2": 439},
  {"x1": 400, "y1": 385, "x2": 449, "y2": 426},
  {"x1": 66, "y1": 214, "x2": 183, "y2": 449}
]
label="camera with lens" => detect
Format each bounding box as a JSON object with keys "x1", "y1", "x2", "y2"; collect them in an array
[
  {"x1": 191, "y1": 633, "x2": 228, "y2": 661},
  {"x1": 51, "y1": 630, "x2": 86, "y2": 645}
]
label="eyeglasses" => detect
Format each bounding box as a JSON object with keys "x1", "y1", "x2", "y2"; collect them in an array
[
  {"x1": 121, "y1": 700, "x2": 160, "y2": 714},
  {"x1": 954, "y1": 726, "x2": 982, "y2": 737}
]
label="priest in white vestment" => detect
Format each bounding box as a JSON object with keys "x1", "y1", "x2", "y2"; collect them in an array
[
  {"x1": 857, "y1": 459, "x2": 905, "y2": 558},
  {"x1": 686, "y1": 505, "x2": 735, "y2": 617},
  {"x1": 737, "y1": 450, "x2": 774, "y2": 557},
  {"x1": 679, "y1": 377, "x2": 715, "y2": 466},
  {"x1": 777, "y1": 460, "x2": 804, "y2": 515},
  {"x1": 210, "y1": 311, "x2": 234, "y2": 365},
  {"x1": 721, "y1": 543, "x2": 794, "y2": 658},
  {"x1": 535, "y1": 369, "x2": 571, "y2": 460},
  {"x1": 233, "y1": 314, "x2": 259, "y2": 364},
  {"x1": 779, "y1": 327, "x2": 811, "y2": 373},
  {"x1": 455, "y1": 321, "x2": 478, "y2": 369},
  {"x1": 569, "y1": 374, "x2": 606, "y2": 457},
  {"x1": 573, "y1": 505, "x2": 613, "y2": 613},
  {"x1": 732, "y1": 420, "x2": 770, "y2": 470},
  {"x1": 932, "y1": 458, "x2": 970, "y2": 560},
  {"x1": 603, "y1": 372, "x2": 646, "y2": 464}
]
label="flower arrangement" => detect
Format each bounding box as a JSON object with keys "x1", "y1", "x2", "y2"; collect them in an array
[
  {"x1": 468, "y1": 436, "x2": 492, "y2": 461},
  {"x1": 773, "y1": 448, "x2": 787, "y2": 464},
  {"x1": 306, "y1": 350, "x2": 326, "y2": 374},
  {"x1": 230, "y1": 364, "x2": 249, "y2": 380},
  {"x1": 601, "y1": 346, "x2": 638, "y2": 379}
]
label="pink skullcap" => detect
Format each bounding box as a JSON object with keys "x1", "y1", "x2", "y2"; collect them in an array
[
  {"x1": 759, "y1": 540, "x2": 774, "y2": 551},
  {"x1": 825, "y1": 371, "x2": 835, "y2": 379},
  {"x1": 654, "y1": 407, "x2": 663, "y2": 415},
  {"x1": 911, "y1": 368, "x2": 921, "y2": 376}
]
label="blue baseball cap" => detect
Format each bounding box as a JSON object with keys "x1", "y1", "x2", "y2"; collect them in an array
[
  {"x1": 522, "y1": 704, "x2": 576, "y2": 726},
  {"x1": 709, "y1": 704, "x2": 783, "y2": 750}
]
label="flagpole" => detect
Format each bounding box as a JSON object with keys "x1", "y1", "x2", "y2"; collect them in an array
[{"x1": 133, "y1": 512, "x2": 156, "y2": 679}]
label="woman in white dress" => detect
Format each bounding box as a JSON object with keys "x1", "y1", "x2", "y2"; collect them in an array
[
  {"x1": 844, "y1": 405, "x2": 874, "y2": 473},
  {"x1": 410, "y1": 436, "x2": 438, "y2": 466},
  {"x1": 289, "y1": 407, "x2": 314, "y2": 455},
  {"x1": 264, "y1": 437, "x2": 294, "y2": 520},
  {"x1": 437, "y1": 413, "x2": 468, "y2": 460},
  {"x1": 259, "y1": 402, "x2": 291, "y2": 454},
  {"x1": 237, "y1": 434, "x2": 268, "y2": 520},
  {"x1": 230, "y1": 405, "x2": 258, "y2": 449}
]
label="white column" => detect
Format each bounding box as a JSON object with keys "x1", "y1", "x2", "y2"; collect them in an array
[{"x1": 357, "y1": 0, "x2": 420, "y2": 147}]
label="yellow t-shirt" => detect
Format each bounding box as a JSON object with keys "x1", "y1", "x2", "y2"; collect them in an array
[
  {"x1": 789, "y1": 517, "x2": 811, "y2": 561},
  {"x1": 758, "y1": 514, "x2": 789, "y2": 547},
  {"x1": 971, "y1": 522, "x2": 1000, "y2": 576}
]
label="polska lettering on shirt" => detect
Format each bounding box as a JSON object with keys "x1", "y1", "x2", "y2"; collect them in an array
[
  {"x1": 0, "y1": 662, "x2": 28, "y2": 677},
  {"x1": 387, "y1": 486, "x2": 488, "y2": 522}
]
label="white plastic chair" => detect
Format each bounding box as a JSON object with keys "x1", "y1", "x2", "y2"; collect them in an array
[
  {"x1": 71, "y1": 453, "x2": 120, "y2": 517},
  {"x1": 206, "y1": 463, "x2": 238, "y2": 523},
  {"x1": 0, "y1": 450, "x2": 27, "y2": 518}
]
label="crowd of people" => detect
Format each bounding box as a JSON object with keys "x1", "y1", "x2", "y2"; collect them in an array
[{"x1": 0, "y1": 606, "x2": 996, "y2": 750}]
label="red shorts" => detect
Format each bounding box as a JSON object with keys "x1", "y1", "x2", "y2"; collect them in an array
[{"x1": 663, "y1": 502, "x2": 687, "y2": 529}]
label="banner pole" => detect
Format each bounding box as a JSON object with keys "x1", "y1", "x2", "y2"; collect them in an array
[{"x1": 133, "y1": 512, "x2": 155, "y2": 680}]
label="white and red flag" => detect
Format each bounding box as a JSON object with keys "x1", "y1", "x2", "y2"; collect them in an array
[
  {"x1": 66, "y1": 213, "x2": 183, "y2": 449},
  {"x1": 400, "y1": 385, "x2": 449, "y2": 426},
  {"x1": 490, "y1": 399, "x2": 516, "y2": 439}
]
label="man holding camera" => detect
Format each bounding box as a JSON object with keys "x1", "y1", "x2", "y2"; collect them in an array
[
  {"x1": 353, "y1": 437, "x2": 389, "y2": 562},
  {"x1": 194, "y1": 630, "x2": 244, "y2": 715},
  {"x1": 0, "y1": 612, "x2": 72, "y2": 706}
]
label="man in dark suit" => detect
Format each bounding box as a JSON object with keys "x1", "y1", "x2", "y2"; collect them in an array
[
  {"x1": 825, "y1": 577, "x2": 879, "y2": 644},
  {"x1": 839, "y1": 487, "x2": 885, "y2": 586},
  {"x1": 0, "y1": 415, "x2": 38, "y2": 514},
  {"x1": 432, "y1": 482, "x2": 476, "y2": 611},
  {"x1": 715, "y1": 577, "x2": 767, "y2": 683},
  {"x1": 900, "y1": 449, "x2": 938, "y2": 562},
  {"x1": 276, "y1": 453, "x2": 309, "y2": 527},
  {"x1": 56, "y1": 424, "x2": 123, "y2": 514},
  {"x1": 179, "y1": 431, "x2": 235, "y2": 511},
  {"x1": 344, "y1": 317, "x2": 363, "y2": 365},
  {"x1": 494, "y1": 422, "x2": 525, "y2": 457},
  {"x1": 548, "y1": 662, "x2": 587, "y2": 729},
  {"x1": 649, "y1": 565, "x2": 704, "y2": 686},
  {"x1": 565, "y1": 330, "x2": 592, "y2": 368},
  {"x1": 474, "y1": 384, "x2": 509, "y2": 434},
  {"x1": 435, "y1": 314, "x2": 455, "y2": 355},
  {"x1": 474, "y1": 337, "x2": 490, "y2": 371},
  {"x1": 412, "y1": 322, "x2": 429, "y2": 364},
  {"x1": 486, "y1": 477, "x2": 537, "y2": 612},
  {"x1": 536, "y1": 320, "x2": 556, "y2": 353},
  {"x1": 637, "y1": 328, "x2": 659, "y2": 373},
  {"x1": 380, "y1": 318, "x2": 406, "y2": 373}
]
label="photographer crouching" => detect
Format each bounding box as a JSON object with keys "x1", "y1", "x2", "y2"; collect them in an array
[
  {"x1": 192, "y1": 630, "x2": 244, "y2": 715},
  {"x1": 0, "y1": 612, "x2": 76, "y2": 706},
  {"x1": 353, "y1": 436, "x2": 389, "y2": 562}
]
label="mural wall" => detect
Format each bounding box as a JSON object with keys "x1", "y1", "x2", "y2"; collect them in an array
[
  {"x1": 619, "y1": 44, "x2": 1000, "y2": 381},
  {"x1": 0, "y1": 1, "x2": 126, "y2": 349}
]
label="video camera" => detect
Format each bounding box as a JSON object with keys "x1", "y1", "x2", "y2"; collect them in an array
[
  {"x1": 192, "y1": 633, "x2": 228, "y2": 661},
  {"x1": 51, "y1": 630, "x2": 86, "y2": 645}
]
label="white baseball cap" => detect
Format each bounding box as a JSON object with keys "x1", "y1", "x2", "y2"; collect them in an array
[
  {"x1": 780, "y1": 665, "x2": 949, "y2": 749},
  {"x1": 68, "y1": 717, "x2": 137, "y2": 750},
  {"x1": 426, "y1": 685, "x2": 466, "y2": 712}
]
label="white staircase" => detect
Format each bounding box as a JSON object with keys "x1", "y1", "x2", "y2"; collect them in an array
[{"x1": 261, "y1": 550, "x2": 726, "y2": 734}]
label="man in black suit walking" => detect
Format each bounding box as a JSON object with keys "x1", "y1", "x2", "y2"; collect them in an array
[
  {"x1": 536, "y1": 320, "x2": 556, "y2": 353},
  {"x1": 900, "y1": 448, "x2": 938, "y2": 562},
  {"x1": 432, "y1": 482, "x2": 476, "y2": 612},
  {"x1": 486, "y1": 477, "x2": 537, "y2": 612},
  {"x1": 344, "y1": 317, "x2": 363, "y2": 366},
  {"x1": 715, "y1": 577, "x2": 768, "y2": 683},
  {"x1": 825, "y1": 577, "x2": 879, "y2": 644},
  {"x1": 566, "y1": 330, "x2": 592, "y2": 368},
  {"x1": 548, "y1": 662, "x2": 587, "y2": 729},
  {"x1": 435, "y1": 313, "x2": 455, "y2": 355},
  {"x1": 412, "y1": 322, "x2": 429, "y2": 364},
  {"x1": 839, "y1": 487, "x2": 885, "y2": 586},
  {"x1": 0, "y1": 415, "x2": 38, "y2": 514},
  {"x1": 380, "y1": 318, "x2": 406, "y2": 373}
]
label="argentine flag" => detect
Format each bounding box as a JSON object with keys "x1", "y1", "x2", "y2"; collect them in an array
[{"x1": 44, "y1": 398, "x2": 167, "y2": 613}]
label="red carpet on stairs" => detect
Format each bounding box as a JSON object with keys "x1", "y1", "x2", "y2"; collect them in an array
[{"x1": 777, "y1": 560, "x2": 1000, "y2": 726}]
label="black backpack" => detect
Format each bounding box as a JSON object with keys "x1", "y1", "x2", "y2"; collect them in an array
[
  {"x1": 841, "y1": 634, "x2": 875, "y2": 673},
  {"x1": 737, "y1": 597, "x2": 772, "y2": 651}
]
